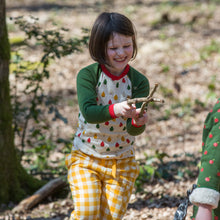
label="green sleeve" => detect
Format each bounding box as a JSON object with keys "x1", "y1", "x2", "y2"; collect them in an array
[
  {"x1": 77, "y1": 63, "x2": 113, "y2": 123},
  {"x1": 197, "y1": 98, "x2": 220, "y2": 191},
  {"x1": 126, "y1": 67, "x2": 150, "y2": 136}
]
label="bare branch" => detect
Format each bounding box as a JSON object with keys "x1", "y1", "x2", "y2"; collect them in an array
[{"x1": 127, "y1": 83, "x2": 165, "y2": 117}]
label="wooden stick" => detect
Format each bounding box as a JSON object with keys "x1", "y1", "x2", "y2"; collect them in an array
[
  {"x1": 12, "y1": 177, "x2": 67, "y2": 213},
  {"x1": 127, "y1": 83, "x2": 165, "y2": 117}
]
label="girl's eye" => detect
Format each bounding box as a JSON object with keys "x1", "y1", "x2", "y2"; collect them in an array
[
  {"x1": 110, "y1": 48, "x2": 117, "y2": 50},
  {"x1": 124, "y1": 45, "x2": 131, "y2": 48}
]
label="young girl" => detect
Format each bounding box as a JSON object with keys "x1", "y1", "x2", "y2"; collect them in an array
[
  {"x1": 65, "y1": 12, "x2": 149, "y2": 220},
  {"x1": 189, "y1": 98, "x2": 220, "y2": 220}
]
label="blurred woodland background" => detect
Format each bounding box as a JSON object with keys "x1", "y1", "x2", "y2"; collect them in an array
[{"x1": 1, "y1": 0, "x2": 220, "y2": 219}]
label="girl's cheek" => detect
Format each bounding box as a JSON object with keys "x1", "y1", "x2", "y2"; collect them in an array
[
  {"x1": 107, "y1": 50, "x2": 115, "y2": 58},
  {"x1": 126, "y1": 48, "x2": 133, "y2": 56}
]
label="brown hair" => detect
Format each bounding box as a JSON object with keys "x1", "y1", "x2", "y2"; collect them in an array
[{"x1": 89, "y1": 12, "x2": 137, "y2": 64}]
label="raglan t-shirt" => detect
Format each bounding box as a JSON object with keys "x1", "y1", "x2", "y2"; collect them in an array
[{"x1": 71, "y1": 63, "x2": 149, "y2": 159}]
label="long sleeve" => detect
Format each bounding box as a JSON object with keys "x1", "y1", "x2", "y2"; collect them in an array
[
  {"x1": 77, "y1": 64, "x2": 113, "y2": 123},
  {"x1": 190, "y1": 98, "x2": 220, "y2": 209}
]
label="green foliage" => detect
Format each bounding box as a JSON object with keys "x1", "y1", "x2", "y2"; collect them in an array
[
  {"x1": 124, "y1": 5, "x2": 137, "y2": 15},
  {"x1": 158, "y1": 109, "x2": 172, "y2": 121},
  {"x1": 200, "y1": 40, "x2": 220, "y2": 60},
  {"x1": 23, "y1": 135, "x2": 73, "y2": 180},
  {"x1": 160, "y1": 63, "x2": 170, "y2": 73},
  {"x1": 158, "y1": 31, "x2": 167, "y2": 41},
  {"x1": 156, "y1": 89, "x2": 207, "y2": 121},
  {"x1": 175, "y1": 98, "x2": 193, "y2": 118},
  {"x1": 26, "y1": 136, "x2": 57, "y2": 171},
  {"x1": 10, "y1": 16, "x2": 88, "y2": 178},
  {"x1": 9, "y1": 36, "x2": 26, "y2": 46},
  {"x1": 159, "y1": 85, "x2": 174, "y2": 99},
  {"x1": 135, "y1": 151, "x2": 199, "y2": 194},
  {"x1": 206, "y1": 75, "x2": 218, "y2": 100},
  {"x1": 135, "y1": 150, "x2": 169, "y2": 193},
  {"x1": 158, "y1": 99, "x2": 191, "y2": 121}
]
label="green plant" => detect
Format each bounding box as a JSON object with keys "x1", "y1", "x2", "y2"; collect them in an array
[
  {"x1": 10, "y1": 16, "x2": 88, "y2": 177},
  {"x1": 135, "y1": 151, "x2": 199, "y2": 194},
  {"x1": 160, "y1": 63, "x2": 170, "y2": 73},
  {"x1": 206, "y1": 75, "x2": 218, "y2": 100},
  {"x1": 177, "y1": 98, "x2": 193, "y2": 118},
  {"x1": 158, "y1": 108, "x2": 171, "y2": 121},
  {"x1": 200, "y1": 40, "x2": 220, "y2": 60},
  {"x1": 159, "y1": 85, "x2": 174, "y2": 99},
  {"x1": 135, "y1": 150, "x2": 169, "y2": 193},
  {"x1": 9, "y1": 36, "x2": 26, "y2": 46},
  {"x1": 26, "y1": 137, "x2": 57, "y2": 171}
]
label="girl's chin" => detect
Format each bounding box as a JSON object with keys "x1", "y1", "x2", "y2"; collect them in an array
[
  {"x1": 113, "y1": 61, "x2": 127, "y2": 68},
  {"x1": 106, "y1": 61, "x2": 128, "y2": 74}
]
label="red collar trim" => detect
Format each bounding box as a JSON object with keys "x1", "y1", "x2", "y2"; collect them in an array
[{"x1": 101, "y1": 64, "x2": 130, "y2": 80}]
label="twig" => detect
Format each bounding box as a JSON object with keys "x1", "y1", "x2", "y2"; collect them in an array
[{"x1": 127, "y1": 83, "x2": 165, "y2": 117}]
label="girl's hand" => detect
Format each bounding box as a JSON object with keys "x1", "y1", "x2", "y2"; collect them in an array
[
  {"x1": 113, "y1": 101, "x2": 136, "y2": 118},
  {"x1": 132, "y1": 109, "x2": 148, "y2": 126},
  {"x1": 196, "y1": 204, "x2": 212, "y2": 220}
]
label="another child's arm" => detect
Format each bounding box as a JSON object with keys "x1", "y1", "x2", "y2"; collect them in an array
[
  {"x1": 195, "y1": 204, "x2": 212, "y2": 220},
  {"x1": 189, "y1": 99, "x2": 220, "y2": 217}
]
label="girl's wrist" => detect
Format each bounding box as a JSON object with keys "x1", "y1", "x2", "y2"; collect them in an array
[
  {"x1": 132, "y1": 118, "x2": 142, "y2": 127},
  {"x1": 109, "y1": 104, "x2": 118, "y2": 118}
]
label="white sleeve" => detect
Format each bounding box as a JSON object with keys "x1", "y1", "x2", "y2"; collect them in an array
[{"x1": 189, "y1": 187, "x2": 220, "y2": 209}]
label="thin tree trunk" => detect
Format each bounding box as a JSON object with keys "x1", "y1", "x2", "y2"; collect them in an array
[
  {"x1": 0, "y1": 0, "x2": 43, "y2": 204},
  {"x1": 0, "y1": 0, "x2": 15, "y2": 203}
]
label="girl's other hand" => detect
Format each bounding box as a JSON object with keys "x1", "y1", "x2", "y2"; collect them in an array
[
  {"x1": 132, "y1": 109, "x2": 148, "y2": 126},
  {"x1": 113, "y1": 101, "x2": 136, "y2": 118}
]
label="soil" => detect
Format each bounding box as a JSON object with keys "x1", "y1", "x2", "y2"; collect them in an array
[{"x1": 2, "y1": 0, "x2": 220, "y2": 219}]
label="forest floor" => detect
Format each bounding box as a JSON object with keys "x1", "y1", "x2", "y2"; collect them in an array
[{"x1": 2, "y1": 0, "x2": 220, "y2": 219}]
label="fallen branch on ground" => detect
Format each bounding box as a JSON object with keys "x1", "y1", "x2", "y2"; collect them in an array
[{"x1": 12, "y1": 177, "x2": 67, "y2": 213}]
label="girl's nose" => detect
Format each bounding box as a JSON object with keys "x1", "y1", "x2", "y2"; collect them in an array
[{"x1": 116, "y1": 48, "x2": 124, "y2": 56}]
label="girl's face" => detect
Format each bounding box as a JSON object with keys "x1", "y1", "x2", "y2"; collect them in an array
[{"x1": 106, "y1": 32, "x2": 133, "y2": 76}]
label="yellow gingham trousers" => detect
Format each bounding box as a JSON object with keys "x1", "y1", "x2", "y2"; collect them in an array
[{"x1": 65, "y1": 150, "x2": 139, "y2": 220}]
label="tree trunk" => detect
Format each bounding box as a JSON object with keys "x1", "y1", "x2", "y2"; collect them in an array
[{"x1": 0, "y1": 0, "x2": 42, "y2": 204}]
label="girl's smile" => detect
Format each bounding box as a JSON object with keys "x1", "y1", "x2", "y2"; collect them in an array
[{"x1": 106, "y1": 32, "x2": 133, "y2": 76}]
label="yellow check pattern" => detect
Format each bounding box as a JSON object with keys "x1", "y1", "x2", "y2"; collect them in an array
[{"x1": 65, "y1": 150, "x2": 139, "y2": 220}]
